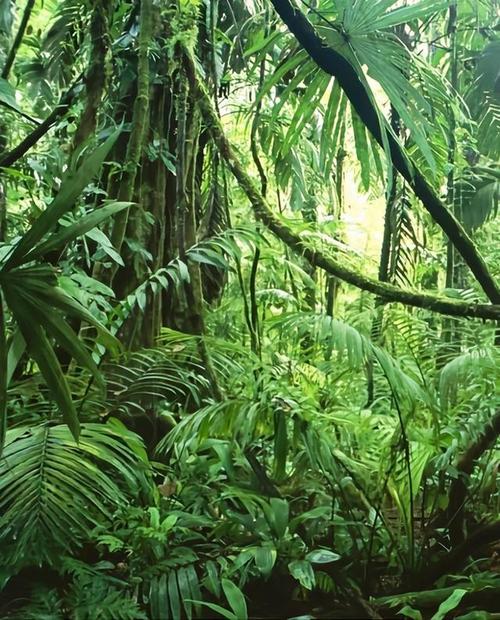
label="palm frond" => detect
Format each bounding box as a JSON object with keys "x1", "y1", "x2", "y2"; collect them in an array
[
  {"x1": 103, "y1": 347, "x2": 207, "y2": 418},
  {"x1": 476, "y1": 96, "x2": 500, "y2": 160},
  {"x1": 268, "y1": 311, "x2": 425, "y2": 407},
  {"x1": 439, "y1": 347, "x2": 498, "y2": 411},
  {"x1": 0, "y1": 420, "x2": 151, "y2": 568},
  {"x1": 249, "y1": 0, "x2": 457, "y2": 184}
]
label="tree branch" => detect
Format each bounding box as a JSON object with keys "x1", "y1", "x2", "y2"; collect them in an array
[
  {"x1": 188, "y1": 54, "x2": 500, "y2": 322},
  {"x1": 267, "y1": 0, "x2": 500, "y2": 305},
  {"x1": 420, "y1": 520, "x2": 500, "y2": 587},
  {"x1": 0, "y1": 100, "x2": 40, "y2": 125},
  {"x1": 0, "y1": 81, "x2": 81, "y2": 169}
]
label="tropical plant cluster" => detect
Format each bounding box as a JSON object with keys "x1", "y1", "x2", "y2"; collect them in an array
[{"x1": 0, "y1": 0, "x2": 499, "y2": 618}]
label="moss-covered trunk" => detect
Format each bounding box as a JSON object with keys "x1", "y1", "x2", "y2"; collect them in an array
[{"x1": 106, "y1": 0, "x2": 153, "y2": 287}]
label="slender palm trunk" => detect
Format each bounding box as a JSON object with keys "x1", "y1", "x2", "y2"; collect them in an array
[
  {"x1": 326, "y1": 142, "x2": 346, "y2": 317},
  {"x1": 441, "y1": 2, "x2": 461, "y2": 366},
  {"x1": 71, "y1": 0, "x2": 112, "y2": 153}
]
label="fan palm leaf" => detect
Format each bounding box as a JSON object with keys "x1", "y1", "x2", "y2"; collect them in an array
[{"x1": 251, "y1": 0, "x2": 455, "y2": 185}]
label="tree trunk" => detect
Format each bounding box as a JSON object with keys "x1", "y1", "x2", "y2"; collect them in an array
[
  {"x1": 106, "y1": 0, "x2": 153, "y2": 287},
  {"x1": 71, "y1": 0, "x2": 112, "y2": 153}
]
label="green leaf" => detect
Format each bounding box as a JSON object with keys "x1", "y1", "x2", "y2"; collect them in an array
[
  {"x1": 306, "y1": 549, "x2": 341, "y2": 564},
  {"x1": 86, "y1": 227, "x2": 125, "y2": 265},
  {"x1": 6, "y1": 328, "x2": 26, "y2": 386},
  {"x1": 398, "y1": 605, "x2": 422, "y2": 620},
  {"x1": 32, "y1": 283, "x2": 120, "y2": 353},
  {"x1": 7, "y1": 281, "x2": 103, "y2": 387},
  {"x1": 244, "y1": 29, "x2": 281, "y2": 58},
  {"x1": 431, "y1": 589, "x2": 468, "y2": 620},
  {"x1": 253, "y1": 546, "x2": 277, "y2": 577},
  {"x1": 151, "y1": 574, "x2": 168, "y2": 620},
  {"x1": 4, "y1": 288, "x2": 80, "y2": 439},
  {"x1": 252, "y1": 50, "x2": 309, "y2": 112},
  {"x1": 281, "y1": 70, "x2": 329, "y2": 158},
  {"x1": 221, "y1": 579, "x2": 247, "y2": 620},
  {"x1": 455, "y1": 612, "x2": 492, "y2": 620},
  {"x1": 168, "y1": 570, "x2": 181, "y2": 620},
  {"x1": 352, "y1": 110, "x2": 371, "y2": 191},
  {"x1": 320, "y1": 80, "x2": 345, "y2": 174},
  {"x1": 338, "y1": 0, "x2": 450, "y2": 34},
  {"x1": 0, "y1": 422, "x2": 147, "y2": 566},
  {"x1": 185, "y1": 564, "x2": 202, "y2": 616},
  {"x1": 289, "y1": 506, "x2": 331, "y2": 535},
  {"x1": 187, "y1": 601, "x2": 237, "y2": 620},
  {"x1": 0, "y1": 78, "x2": 35, "y2": 122},
  {"x1": 0, "y1": 78, "x2": 18, "y2": 109},
  {"x1": 187, "y1": 247, "x2": 230, "y2": 270},
  {"x1": 288, "y1": 560, "x2": 315, "y2": 590},
  {"x1": 4, "y1": 128, "x2": 121, "y2": 269},
  {"x1": 398, "y1": 605, "x2": 423, "y2": 620},
  {"x1": 375, "y1": 0, "x2": 450, "y2": 31},
  {"x1": 177, "y1": 567, "x2": 193, "y2": 620},
  {"x1": 204, "y1": 560, "x2": 221, "y2": 597},
  {"x1": 273, "y1": 410, "x2": 288, "y2": 480},
  {"x1": 26, "y1": 202, "x2": 131, "y2": 262},
  {"x1": 269, "y1": 497, "x2": 289, "y2": 539},
  {"x1": 2, "y1": 265, "x2": 120, "y2": 357}
]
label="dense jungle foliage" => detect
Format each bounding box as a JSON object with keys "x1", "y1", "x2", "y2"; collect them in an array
[{"x1": 0, "y1": 0, "x2": 499, "y2": 618}]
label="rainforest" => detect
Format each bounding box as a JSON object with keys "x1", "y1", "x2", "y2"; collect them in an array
[{"x1": 0, "y1": 0, "x2": 499, "y2": 618}]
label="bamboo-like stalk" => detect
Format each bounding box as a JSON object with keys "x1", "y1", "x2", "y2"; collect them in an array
[
  {"x1": 441, "y1": 2, "x2": 463, "y2": 359},
  {"x1": 175, "y1": 57, "x2": 222, "y2": 399},
  {"x1": 445, "y1": 2, "x2": 459, "y2": 291},
  {"x1": 1, "y1": 0, "x2": 35, "y2": 80},
  {"x1": 0, "y1": 292, "x2": 7, "y2": 454}
]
